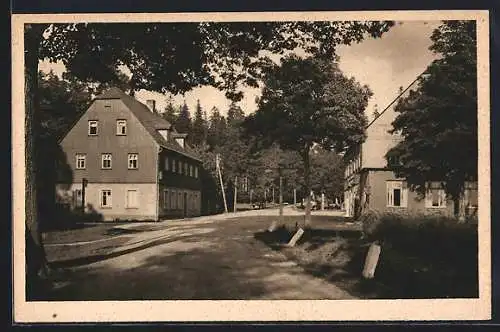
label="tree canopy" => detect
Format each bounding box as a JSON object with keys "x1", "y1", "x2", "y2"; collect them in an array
[
  {"x1": 386, "y1": 20, "x2": 477, "y2": 214},
  {"x1": 243, "y1": 55, "x2": 372, "y2": 226}
]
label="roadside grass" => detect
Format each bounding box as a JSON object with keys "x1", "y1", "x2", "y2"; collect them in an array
[
  {"x1": 254, "y1": 214, "x2": 479, "y2": 299},
  {"x1": 42, "y1": 222, "x2": 138, "y2": 244}
]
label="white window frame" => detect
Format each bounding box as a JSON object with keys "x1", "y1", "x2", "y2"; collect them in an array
[
  {"x1": 172, "y1": 159, "x2": 176, "y2": 173},
  {"x1": 75, "y1": 153, "x2": 86, "y2": 169},
  {"x1": 386, "y1": 181, "x2": 408, "y2": 208},
  {"x1": 464, "y1": 182, "x2": 478, "y2": 208},
  {"x1": 126, "y1": 189, "x2": 139, "y2": 209},
  {"x1": 189, "y1": 165, "x2": 193, "y2": 177},
  {"x1": 425, "y1": 182, "x2": 447, "y2": 208},
  {"x1": 88, "y1": 120, "x2": 98, "y2": 136},
  {"x1": 128, "y1": 153, "x2": 138, "y2": 169},
  {"x1": 178, "y1": 161, "x2": 183, "y2": 174},
  {"x1": 195, "y1": 166, "x2": 199, "y2": 179},
  {"x1": 101, "y1": 153, "x2": 112, "y2": 169},
  {"x1": 116, "y1": 119, "x2": 127, "y2": 135},
  {"x1": 100, "y1": 189, "x2": 112, "y2": 208}
]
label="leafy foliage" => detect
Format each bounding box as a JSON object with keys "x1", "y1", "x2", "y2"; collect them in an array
[
  {"x1": 243, "y1": 55, "x2": 372, "y2": 226},
  {"x1": 386, "y1": 21, "x2": 477, "y2": 204},
  {"x1": 39, "y1": 21, "x2": 394, "y2": 101}
]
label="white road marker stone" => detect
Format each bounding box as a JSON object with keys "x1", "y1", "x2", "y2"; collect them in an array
[
  {"x1": 268, "y1": 220, "x2": 278, "y2": 232},
  {"x1": 362, "y1": 242, "x2": 381, "y2": 279},
  {"x1": 287, "y1": 228, "x2": 304, "y2": 247}
]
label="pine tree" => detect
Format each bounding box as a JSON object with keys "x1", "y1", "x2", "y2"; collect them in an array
[
  {"x1": 191, "y1": 99, "x2": 208, "y2": 146},
  {"x1": 227, "y1": 101, "x2": 245, "y2": 126},
  {"x1": 162, "y1": 96, "x2": 178, "y2": 124},
  {"x1": 174, "y1": 101, "x2": 192, "y2": 136},
  {"x1": 207, "y1": 106, "x2": 227, "y2": 149}
]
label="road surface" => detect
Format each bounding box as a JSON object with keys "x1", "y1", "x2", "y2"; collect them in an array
[{"x1": 46, "y1": 208, "x2": 357, "y2": 300}]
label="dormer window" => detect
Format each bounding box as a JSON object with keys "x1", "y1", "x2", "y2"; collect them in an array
[
  {"x1": 175, "y1": 137, "x2": 185, "y2": 148},
  {"x1": 158, "y1": 129, "x2": 169, "y2": 141},
  {"x1": 116, "y1": 120, "x2": 127, "y2": 135}
]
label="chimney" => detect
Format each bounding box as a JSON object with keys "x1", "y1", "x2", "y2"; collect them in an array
[{"x1": 146, "y1": 100, "x2": 157, "y2": 113}]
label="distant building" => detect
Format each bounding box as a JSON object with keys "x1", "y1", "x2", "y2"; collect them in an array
[
  {"x1": 56, "y1": 87, "x2": 204, "y2": 221},
  {"x1": 343, "y1": 77, "x2": 478, "y2": 219}
]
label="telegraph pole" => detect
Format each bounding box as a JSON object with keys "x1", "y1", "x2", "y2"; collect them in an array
[
  {"x1": 216, "y1": 154, "x2": 228, "y2": 213},
  {"x1": 233, "y1": 176, "x2": 238, "y2": 213},
  {"x1": 278, "y1": 167, "x2": 283, "y2": 223}
]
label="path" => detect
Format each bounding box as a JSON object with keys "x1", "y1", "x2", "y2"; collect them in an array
[{"x1": 47, "y1": 211, "x2": 356, "y2": 300}]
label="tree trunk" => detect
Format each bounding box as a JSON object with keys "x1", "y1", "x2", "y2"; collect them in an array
[
  {"x1": 303, "y1": 143, "x2": 312, "y2": 228},
  {"x1": 25, "y1": 24, "x2": 50, "y2": 300}
]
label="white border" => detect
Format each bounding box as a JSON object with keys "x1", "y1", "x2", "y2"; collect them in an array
[{"x1": 12, "y1": 10, "x2": 491, "y2": 322}]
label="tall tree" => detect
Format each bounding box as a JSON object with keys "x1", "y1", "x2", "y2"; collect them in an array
[
  {"x1": 207, "y1": 107, "x2": 227, "y2": 149},
  {"x1": 174, "y1": 101, "x2": 192, "y2": 136},
  {"x1": 191, "y1": 99, "x2": 208, "y2": 146},
  {"x1": 226, "y1": 101, "x2": 245, "y2": 126},
  {"x1": 162, "y1": 96, "x2": 178, "y2": 124},
  {"x1": 386, "y1": 21, "x2": 477, "y2": 218},
  {"x1": 244, "y1": 55, "x2": 372, "y2": 227},
  {"x1": 24, "y1": 21, "x2": 393, "y2": 295}
]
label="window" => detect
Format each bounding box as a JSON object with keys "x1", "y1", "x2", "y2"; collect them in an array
[
  {"x1": 101, "y1": 153, "x2": 112, "y2": 169},
  {"x1": 116, "y1": 120, "x2": 127, "y2": 135},
  {"x1": 163, "y1": 189, "x2": 170, "y2": 210},
  {"x1": 126, "y1": 189, "x2": 139, "y2": 208},
  {"x1": 88, "y1": 120, "x2": 98, "y2": 135},
  {"x1": 178, "y1": 161, "x2": 183, "y2": 174},
  {"x1": 189, "y1": 165, "x2": 193, "y2": 177},
  {"x1": 387, "y1": 155, "x2": 401, "y2": 168},
  {"x1": 128, "y1": 153, "x2": 138, "y2": 169},
  {"x1": 73, "y1": 189, "x2": 82, "y2": 208},
  {"x1": 172, "y1": 159, "x2": 176, "y2": 173},
  {"x1": 464, "y1": 182, "x2": 478, "y2": 208},
  {"x1": 165, "y1": 157, "x2": 170, "y2": 171},
  {"x1": 387, "y1": 181, "x2": 407, "y2": 207},
  {"x1": 195, "y1": 166, "x2": 199, "y2": 179},
  {"x1": 171, "y1": 190, "x2": 176, "y2": 209},
  {"x1": 100, "y1": 189, "x2": 112, "y2": 207},
  {"x1": 184, "y1": 163, "x2": 188, "y2": 175},
  {"x1": 75, "y1": 153, "x2": 86, "y2": 169},
  {"x1": 178, "y1": 192, "x2": 182, "y2": 209},
  {"x1": 425, "y1": 182, "x2": 447, "y2": 208}
]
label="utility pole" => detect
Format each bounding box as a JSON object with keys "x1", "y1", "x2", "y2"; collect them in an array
[
  {"x1": 216, "y1": 154, "x2": 228, "y2": 213},
  {"x1": 293, "y1": 188, "x2": 297, "y2": 206},
  {"x1": 279, "y1": 167, "x2": 283, "y2": 224},
  {"x1": 272, "y1": 186, "x2": 275, "y2": 204},
  {"x1": 81, "y1": 178, "x2": 88, "y2": 213},
  {"x1": 233, "y1": 176, "x2": 238, "y2": 213}
]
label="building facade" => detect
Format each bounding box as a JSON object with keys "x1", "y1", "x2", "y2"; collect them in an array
[
  {"x1": 343, "y1": 77, "x2": 478, "y2": 219},
  {"x1": 56, "y1": 87, "x2": 203, "y2": 221}
]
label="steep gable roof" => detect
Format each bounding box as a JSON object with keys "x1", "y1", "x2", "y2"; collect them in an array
[{"x1": 95, "y1": 87, "x2": 201, "y2": 161}]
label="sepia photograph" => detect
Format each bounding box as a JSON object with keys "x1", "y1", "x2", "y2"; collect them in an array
[{"x1": 12, "y1": 10, "x2": 491, "y2": 322}]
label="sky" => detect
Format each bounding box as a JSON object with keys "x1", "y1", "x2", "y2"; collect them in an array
[{"x1": 38, "y1": 20, "x2": 440, "y2": 120}]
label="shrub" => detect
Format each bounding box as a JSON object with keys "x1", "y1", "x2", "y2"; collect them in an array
[
  {"x1": 362, "y1": 212, "x2": 479, "y2": 297},
  {"x1": 359, "y1": 209, "x2": 382, "y2": 238}
]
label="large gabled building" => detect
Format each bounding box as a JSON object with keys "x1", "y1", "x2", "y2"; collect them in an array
[
  {"x1": 343, "y1": 77, "x2": 478, "y2": 219},
  {"x1": 56, "y1": 87, "x2": 205, "y2": 221}
]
